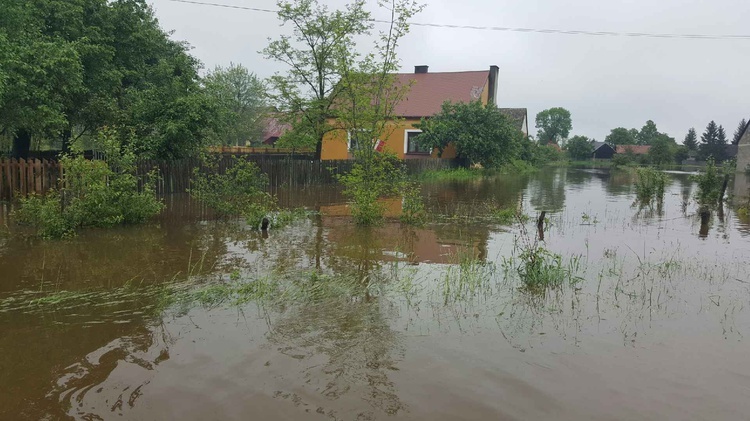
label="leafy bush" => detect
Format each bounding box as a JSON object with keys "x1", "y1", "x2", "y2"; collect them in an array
[
  {"x1": 338, "y1": 152, "x2": 405, "y2": 225},
  {"x1": 634, "y1": 167, "x2": 668, "y2": 205},
  {"x1": 13, "y1": 129, "x2": 163, "y2": 238},
  {"x1": 692, "y1": 158, "x2": 724, "y2": 209},
  {"x1": 611, "y1": 150, "x2": 637, "y2": 167},
  {"x1": 400, "y1": 182, "x2": 426, "y2": 225},
  {"x1": 189, "y1": 157, "x2": 276, "y2": 225}
]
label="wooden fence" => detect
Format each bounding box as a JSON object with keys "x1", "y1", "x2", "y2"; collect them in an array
[
  {"x1": 0, "y1": 156, "x2": 458, "y2": 199},
  {"x1": 0, "y1": 158, "x2": 62, "y2": 199}
]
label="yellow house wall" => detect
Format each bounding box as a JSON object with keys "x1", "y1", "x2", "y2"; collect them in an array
[
  {"x1": 321, "y1": 75, "x2": 491, "y2": 160},
  {"x1": 321, "y1": 120, "x2": 457, "y2": 160}
]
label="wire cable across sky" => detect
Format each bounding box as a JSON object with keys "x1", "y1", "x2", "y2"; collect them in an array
[{"x1": 165, "y1": 0, "x2": 750, "y2": 40}]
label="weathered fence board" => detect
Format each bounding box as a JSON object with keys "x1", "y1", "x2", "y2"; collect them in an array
[{"x1": 0, "y1": 156, "x2": 457, "y2": 199}]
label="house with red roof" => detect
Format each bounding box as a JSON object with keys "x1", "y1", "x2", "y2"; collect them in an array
[{"x1": 320, "y1": 65, "x2": 503, "y2": 160}]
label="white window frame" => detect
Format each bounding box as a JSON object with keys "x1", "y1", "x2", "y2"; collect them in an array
[
  {"x1": 404, "y1": 129, "x2": 428, "y2": 154},
  {"x1": 347, "y1": 129, "x2": 374, "y2": 151}
]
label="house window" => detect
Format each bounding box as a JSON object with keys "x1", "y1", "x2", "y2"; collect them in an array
[{"x1": 405, "y1": 130, "x2": 430, "y2": 154}]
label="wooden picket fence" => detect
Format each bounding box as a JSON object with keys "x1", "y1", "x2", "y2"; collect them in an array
[
  {"x1": 0, "y1": 155, "x2": 458, "y2": 199},
  {"x1": 0, "y1": 158, "x2": 62, "y2": 199}
]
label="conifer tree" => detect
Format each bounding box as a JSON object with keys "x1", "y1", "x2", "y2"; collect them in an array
[
  {"x1": 733, "y1": 118, "x2": 747, "y2": 145},
  {"x1": 699, "y1": 121, "x2": 727, "y2": 162},
  {"x1": 683, "y1": 127, "x2": 698, "y2": 151}
]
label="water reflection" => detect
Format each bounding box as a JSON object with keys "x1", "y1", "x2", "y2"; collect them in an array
[{"x1": 2, "y1": 168, "x2": 750, "y2": 419}]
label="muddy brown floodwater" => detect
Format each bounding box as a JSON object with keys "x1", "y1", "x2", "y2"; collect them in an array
[{"x1": 2, "y1": 168, "x2": 750, "y2": 420}]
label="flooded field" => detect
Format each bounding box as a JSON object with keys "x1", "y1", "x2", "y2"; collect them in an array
[{"x1": 2, "y1": 168, "x2": 750, "y2": 420}]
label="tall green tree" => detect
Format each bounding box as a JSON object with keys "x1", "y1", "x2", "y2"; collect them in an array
[
  {"x1": 565, "y1": 135, "x2": 593, "y2": 160},
  {"x1": 335, "y1": 0, "x2": 423, "y2": 225},
  {"x1": 733, "y1": 118, "x2": 747, "y2": 145},
  {"x1": 648, "y1": 133, "x2": 676, "y2": 165},
  {"x1": 204, "y1": 63, "x2": 267, "y2": 146},
  {"x1": 683, "y1": 127, "x2": 698, "y2": 151},
  {"x1": 535, "y1": 107, "x2": 571, "y2": 144},
  {"x1": 636, "y1": 120, "x2": 659, "y2": 145},
  {"x1": 699, "y1": 120, "x2": 727, "y2": 162},
  {"x1": 417, "y1": 101, "x2": 522, "y2": 168},
  {"x1": 605, "y1": 127, "x2": 636, "y2": 146},
  {"x1": 0, "y1": 0, "x2": 84, "y2": 157},
  {"x1": 262, "y1": 0, "x2": 371, "y2": 159}
]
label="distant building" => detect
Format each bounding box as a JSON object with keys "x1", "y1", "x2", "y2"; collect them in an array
[
  {"x1": 261, "y1": 115, "x2": 291, "y2": 145},
  {"x1": 498, "y1": 108, "x2": 529, "y2": 138},
  {"x1": 592, "y1": 141, "x2": 615, "y2": 159},
  {"x1": 735, "y1": 119, "x2": 750, "y2": 171}
]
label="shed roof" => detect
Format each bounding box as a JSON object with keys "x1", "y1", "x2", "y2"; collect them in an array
[{"x1": 592, "y1": 141, "x2": 612, "y2": 151}]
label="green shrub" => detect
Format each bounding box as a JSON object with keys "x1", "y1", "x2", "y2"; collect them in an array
[
  {"x1": 190, "y1": 157, "x2": 276, "y2": 225},
  {"x1": 491, "y1": 207, "x2": 516, "y2": 224},
  {"x1": 13, "y1": 128, "x2": 163, "y2": 239},
  {"x1": 400, "y1": 182, "x2": 426, "y2": 225},
  {"x1": 634, "y1": 167, "x2": 668, "y2": 204},
  {"x1": 692, "y1": 158, "x2": 724, "y2": 209},
  {"x1": 338, "y1": 152, "x2": 405, "y2": 225}
]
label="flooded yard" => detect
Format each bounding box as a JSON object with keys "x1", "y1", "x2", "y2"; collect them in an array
[{"x1": 2, "y1": 168, "x2": 750, "y2": 420}]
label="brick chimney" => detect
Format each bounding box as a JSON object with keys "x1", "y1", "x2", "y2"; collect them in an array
[
  {"x1": 414, "y1": 65, "x2": 429, "y2": 74},
  {"x1": 487, "y1": 65, "x2": 499, "y2": 105}
]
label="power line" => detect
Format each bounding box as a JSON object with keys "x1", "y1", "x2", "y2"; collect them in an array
[{"x1": 165, "y1": 0, "x2": 750, "y2": 40}]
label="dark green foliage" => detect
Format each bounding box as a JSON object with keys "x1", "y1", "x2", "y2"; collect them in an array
[
  {"x1": 605, "y1": 127, "x2": 636, "y2": 146},
  {"x1": 535, "y1": 107, "x2": 572, "y2": 144},
  {"x1": 733, "y1": 118, "x2": 747, "y2": 145},
  {"x1": 683, "y1": 128, "x2": 698, "y2": 151},
  {"x1": 337, "y1": 152, "x2": 405, "y2": 225},
  {"x1": 0, "y1": 0, "x2": 221, "y2": 159},
  {"x1": 698, "y1": 121, "x2": 728, "y2": 162},
  {"x1": 692, "y1": 158, "x2": 724, "y2": 209},
  {"x1": 636, "y1": 120, "x2": 659, "y2": 145},
  {"x1": 13, "y1": 128, "x2": 163, "y2": 238},
  {"x1": 416, "y1": 101, "x2": 523, "y2": 168},
  {"x1": 674, "y1": 145, "x2": 689, "y2": 164},
  {"x1": 399, "y1": 182, "x2": 426, "y2": 225},
  {"x1": 611, "y1": 150, "x2": 637, "y2": 167},
  {"x1": 634, "y1": 167, "x2": 667, "y2": 205},
  {"x1": 189, "y1": 157, "x2": 275, "y2": 225},
  {"x1": 565, "y1": 135, "x2": 593, "y2": 160},
  {"x1": 523, "y1": 142, "x2": 563, "y2": 165},
  {"x1": 648, "y1": 134, "x2": 676, "y2": 165}
]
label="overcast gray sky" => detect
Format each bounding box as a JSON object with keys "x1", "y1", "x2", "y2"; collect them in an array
[{"x1": 150, "y1": 0, "x2": 749, "y2": 142}]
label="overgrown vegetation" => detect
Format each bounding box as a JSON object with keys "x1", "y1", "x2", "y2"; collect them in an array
[
  {"x1": 691, "y1": 158, "x2": 725, "y2": 211},
  {"x1": 502, "y1": 215, "x2": 582, "y2": 293},
  {"x1": 189, "y1": 157, "x2": 275, "y2": 225},
  {"x1": 13, "y1": 129, "x2": 163, "y2": 238},
  {"x1": 399, "y1": 182, "x2": 427, "y2": 225},
  {"x1": 338, "y1": 152, "x2": 406, "y2": 225},
  {"x1": 633, "y1": 167, "x2": 668, "y2": 206}
]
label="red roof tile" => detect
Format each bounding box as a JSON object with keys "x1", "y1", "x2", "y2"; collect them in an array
[
  {"x1": 616, "y1": 145, "x2": 651, "y2": 155},
  {"x1": 393, "y1": 71, "x2": 490, "y2": 117}
]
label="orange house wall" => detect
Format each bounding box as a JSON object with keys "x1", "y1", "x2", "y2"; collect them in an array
[
  {"x1": 321, "y1": 120, "x2": 457, "y2": 160},
  {"x1": 320, "y1": 77, "x2": 488, "y2": 161}
]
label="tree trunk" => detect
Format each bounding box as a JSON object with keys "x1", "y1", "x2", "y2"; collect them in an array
[
  {"x1": 11, "y1": 128, "x2": 31, "y2": 159},
  {"x1": 315, "y1": 138, "x2": 323, "y2": 160},
  {"x1": 61, "y1": 127, "x2": 72, "y2": 154}
]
